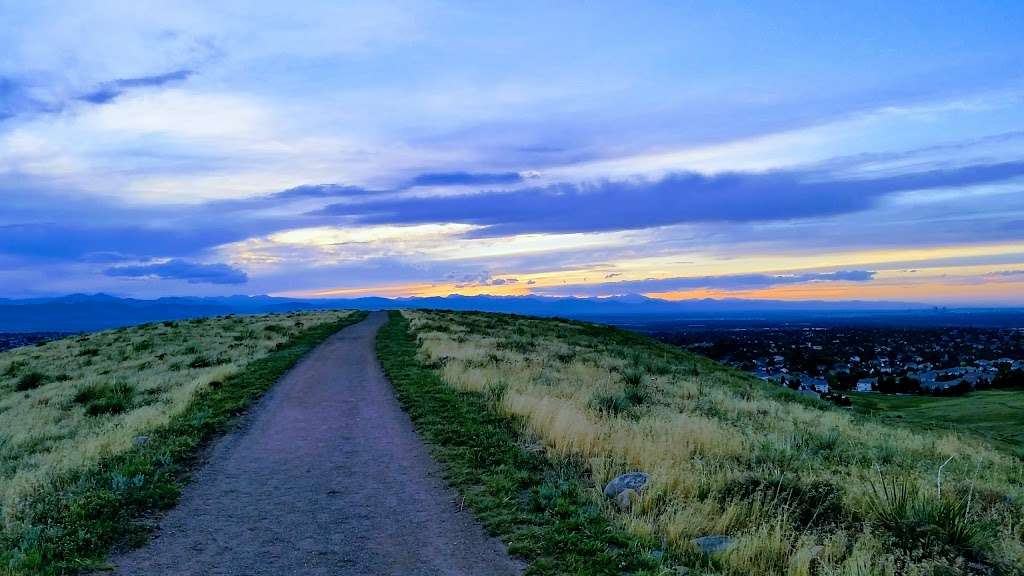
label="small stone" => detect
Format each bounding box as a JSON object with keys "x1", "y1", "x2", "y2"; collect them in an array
[
  {"x1": 603, "y1": 472, "x2": 649, "y2": 499},
  {"x1": 615, "y1": 488, "x2": 638, "y2": 511},
  {"x1": 132, "y1": 435, "x2": 149, "y2": 447},
  {"x1": 692, "y1": 535, "x2": 733, "y2": 555},
  {"x1": 808, "y1": 545, "x2": 824, "y2": 558},
  {"x1": 649, "y1": 549, "x2": 664, "y2": 561}
]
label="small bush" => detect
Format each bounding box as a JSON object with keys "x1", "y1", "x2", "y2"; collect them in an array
[
  {"x1": 622, "y1": 381, "x2": 649, "y2": 406},
  {"x1": 15, "y1": 371, "x2": 46, "y2": 391},
  {"x1": 590, "y1": 392, "x2": 631, "y2": 415},
  {"x1": 74, "y1": 382, "x2": 135, "y2": 416},
  {"x1": 621, "y1": 367, "x2": 645, "y2": 387},
  {"x1": 864, "y1": 474, "x2": 993, "y2": 558},
  {"x1": 720, "y1": 472, "x2": 845, "y2": 528},
  {"x1": 590, "y1": 379, "x2": 650, "y2": 416},
  {"x1": 3, "y1": 359, "x2": 27, "y2": 377}
]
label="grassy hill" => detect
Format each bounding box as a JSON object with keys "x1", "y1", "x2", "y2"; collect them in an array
[
  {"x1": 850, "y1": 390, "x2": 1024, "y2": 459},
  {"x1": 386, "y1": 310, "x2": 1023, "y2": 575},
  {"x1": 0, "y1": 310, "x2": 361, "y2": 574}
]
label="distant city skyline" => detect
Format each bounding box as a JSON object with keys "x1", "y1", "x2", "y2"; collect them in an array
[{"x1": 2, "y1": 2, "x2": 1023, "y2": 304}]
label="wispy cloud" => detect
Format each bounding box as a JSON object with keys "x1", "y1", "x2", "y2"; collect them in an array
[
  {"x1": 408, "y1": 172, "x2": 524, "y2": 187},
  {"x1": 78, "y1": 69, "x2": 194, "y2": 104},
  {"x1": 534, "y1": 270, "x2": 877, "y2": 296},
  {"x1": 104, "y1": 259, "x2": 248, "y2": 284}
]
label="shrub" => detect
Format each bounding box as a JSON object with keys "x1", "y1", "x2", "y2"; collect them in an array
[
  {"x1": 864, "y1": 474, "x2": 992, "y2": 558},
  {"x1": 73, "y1": 382, "x2": 135, "y2": 416},
  {"x1": 590, "y1": 392, "x2": 631, "y2": 415},
  {"x1": 15, "y1": 371, "x2": 46, "y2": 391},
  {"x1": 720, "y1": 472, "x2": 845, "y2": 528},
  {"x1": 3, "y1": 359, "x2": 27, "y2": 377},
  {"x1": 621, "y1": 367, "x2": 645, "y2": 387}
]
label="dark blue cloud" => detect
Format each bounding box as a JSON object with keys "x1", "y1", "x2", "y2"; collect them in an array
[
  {"x1": 0, "y1": 76, "x2": 61, "y2": 121},
  {"x1": 269, "y1": 184, "x2": 381, "y2": 200},
  {"x1": 535, "y1": 270, "x2": 876, "y2": 296},
  {"x1": 408, "y1": 171, "x2": 523, "y2": 187},
  {"x1": 317, "y1": 161, "x2": 1024, "y2": 236},
  {"x1": 104, "y1": 259, "x2": 247, "y2": 284},
  {"x1": 78, "y1": 69, "x2": 193, "y2": 104}
]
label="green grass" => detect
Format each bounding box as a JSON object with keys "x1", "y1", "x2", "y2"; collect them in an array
[
  {"x1": 850, "y1": 388, "x2": 1024, "y2": 458},
  {"x1": 0, "y1": 311, "x2": 366, "y2": 575},
  {"x1": 375, "y1": 310, "x2": 667, "y2": 575},
  {"x1": 403, "y1": 309, "x2": 1024, "y2": 575}
]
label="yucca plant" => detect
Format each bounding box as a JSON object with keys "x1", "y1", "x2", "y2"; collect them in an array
[{"x1": 865, "y1": 470, "x2": 992, "y2": 560}]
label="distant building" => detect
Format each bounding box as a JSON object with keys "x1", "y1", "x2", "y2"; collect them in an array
[
  {"x1": 799, "y1": 374, "x2": 829, "y2": 393},
  {"x1": 855, "y1": 378, "x2": 876, "y2": 392}
]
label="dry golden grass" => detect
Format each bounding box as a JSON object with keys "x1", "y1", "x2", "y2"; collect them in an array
[
  {"x1": 0, "y1": 311, "x2": 351, "y2": 525},
  {"x1": 405, "y1": 310, "x2": 1024, "y2": 575}
]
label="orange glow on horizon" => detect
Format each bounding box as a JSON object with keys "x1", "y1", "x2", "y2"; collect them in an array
[{"x1": 280, "y1": 274, "x2": 1024, "y2": 305}]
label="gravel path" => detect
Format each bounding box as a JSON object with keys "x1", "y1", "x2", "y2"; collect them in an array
[{"x1": 111, "y1": 311, "x2": 522, "y2": 575}]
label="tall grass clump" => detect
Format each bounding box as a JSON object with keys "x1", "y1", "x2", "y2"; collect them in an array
[
  {"x1": 73, "y1": 381, "x2": 135, "y2": 416},
  {"x1": 404, "y1": 310, "x2": 1024, "y2": 575},
  {"x1": 14, "y1": 371, "x2": 45, "y2": 392}
]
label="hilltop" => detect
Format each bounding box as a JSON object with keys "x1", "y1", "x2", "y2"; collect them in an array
[{"x1": 0, "y1": 309, "x2": 1020, "y2": 575}]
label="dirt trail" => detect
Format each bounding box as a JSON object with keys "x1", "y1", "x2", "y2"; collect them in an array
[{"x1": 111, "y1": 311, "x2": 522, "y2": 575}]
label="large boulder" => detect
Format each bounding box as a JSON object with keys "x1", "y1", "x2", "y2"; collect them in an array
[
  {"x1": 603, "y1": 472, "x2": 649, "y2": 499},
  {"x1": 692, "y1": 535, "x2": 733, "y2": 555},
  {"x1": 615, "y1": 488, "x2": 638, "y2": 511}
]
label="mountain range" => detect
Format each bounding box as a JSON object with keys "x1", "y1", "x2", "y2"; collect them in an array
[{"x1": 0, "y1": 292, "x2": 969, "y2": 332}]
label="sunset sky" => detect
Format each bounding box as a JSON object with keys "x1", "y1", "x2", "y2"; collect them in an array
[{"x1": 2, "y1": 1, "x2": 1024, "y2": 304}]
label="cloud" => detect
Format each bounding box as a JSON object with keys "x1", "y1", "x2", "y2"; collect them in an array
[
  {"x1": 268, "y1": 184, "x2": 382, "y2": 200},
  {"x1": 447, "y1": 271, "x2": 521, "y2": 288},
  {"x1": 104, "y1": 259, "x2": 248, "y2": 284},
  {"x1": 0, "y1": 76, "x2": 61, "y2": 121},
  {"x1": 534, "y1": 270, "x2": 877, "y2": 296},
  {"x1": 1, "y1": 69, "x2": 195, "y2": 123},
  {"x1": 317, "y1": 161, "x2": 1024, "y2": 235},
  {"x1": 78, "y1": 69, "x2": 194, "y2": 104},
  {"x1": 408, "y1": 171, "x2": 525, "y2": 187}
]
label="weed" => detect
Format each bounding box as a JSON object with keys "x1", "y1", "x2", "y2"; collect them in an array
[
  {"x1": 15, "y1": 371, "x2": 46, "y2": 391},
  {"x1": 73, "y1": 382, "x2": 135, "y2": 416},
  {"x1": 864, "y1": 473, "x2": 993, "y2": 559}
]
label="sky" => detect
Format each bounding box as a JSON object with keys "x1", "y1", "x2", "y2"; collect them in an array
[{"x1": 2, "y1": 1, "x2": 1024, "y2": 304}]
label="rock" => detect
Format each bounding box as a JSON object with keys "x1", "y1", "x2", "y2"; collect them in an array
[
  {"x1": 649, "y1": 549, "x2": 664, "y2": 561},
  {"x1": 691, "y1": 535, "x2": 733, "y2": 555},
  {"x1": 132, "y1": 435, "x2": 150, "y2": 447},
  {"x1": 808, "y1": 545, "x2": 824, "y2": 558},
  {"x1": 615, "y1": 488, "x2": 638, "y2": 511},
  {"x1": 603, "y1": 472, "x2": 649, "y2": 498}
]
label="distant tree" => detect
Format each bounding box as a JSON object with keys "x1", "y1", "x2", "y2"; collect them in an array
[
  {"x1": 992, "y1": 369, "x2": 1024, "y2": 390},
  {"x1": 828, "y1": 371, "x2": 858, "y2": 392},
  {"x1": 878, "y1": 375, "x2": 920, "y2": 395}
]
